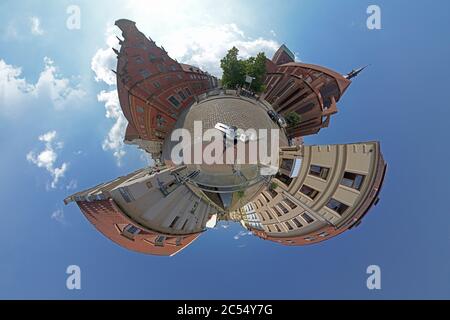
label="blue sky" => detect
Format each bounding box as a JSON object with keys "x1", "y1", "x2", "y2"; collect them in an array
[{"x1": 0, "y1": 0, "x2": 449, "y2": 299}]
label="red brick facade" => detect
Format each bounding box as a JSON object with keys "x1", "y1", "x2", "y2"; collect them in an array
[
  {"x1": 114, "y1": 19, "x2": 218, "y2": 151},
  {"x1": 264, "y1": 47, "x2": 352, "y2": 138},
  {"x1": 76, "y1": 198, "x2": 201, "y2": 256}
]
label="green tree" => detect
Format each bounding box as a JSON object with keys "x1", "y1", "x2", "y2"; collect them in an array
[
  {"x1": 269, "y1": 181, "x2": 278, "y2": 191},
  {"x1": 285, "y1": 112, "x2": 301, "y2": 127},
  {"x1": 244, "y1": 52, "x2": 267, "y2": 93},
  {"x1": 220, "y1": 47, "x2": 246, "y2": 89},
  {"x1": 220, "y1": 48, "x2": 267, "y2": 93}
]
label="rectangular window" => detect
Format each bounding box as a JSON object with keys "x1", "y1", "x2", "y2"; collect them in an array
[
  {"x1": 299, "y1": 185, "x2": 319, "y2": 200},
  {"x1": 309, "y1": 165, "x2": 329, "y2": 180},
  {"x1": 181, "y1": 219, "x2": 189, "y2": 230},
  {"x1": 157, "y1": 64, "x2": 165, "y2": 72},
  {"x1": 155, "y1": 235, "x2": 165, "y2": 246},
  {"x1": 178, "y1": 90, "x2": 186, "y2": 100},
  {"x1": 139, "y1": 69, "x2": 151, "y2": 78},
  {"x1": 185, "y1": 87, "x2": 192, "y2": 96},
  {"x1": 341, "y1": 172, "x2": 365, "y2": 190},
  {"x1": 125, "y1": 224, "x2": 141, "y2": 235},
  {"x1": 292, "y1": 218, "x2": 303, "y2": 228},
  {"x1": 148, "y1": 53, "x2": 157, "y2": 61},
  {"x1": 275, "y1": 172, "x2": 293, "y2": 186},
  {"x1": 261, "y1": 193, "x2": 271, "y2": 203},
  {"x1": 136, "y1": 106, "x2": 144, "y2": 113},
  {"x1": 275, "y1": 225, "x2": 281, "y2": 232},
  {"x1": 266, "y1": 210, "x2": 273, "y2": 220},
  {"x1": 272, "y1": 207, "x2": 283, "y2": 217},
  {"x1": 268, "y1": 188, "x2": 278, "y2": 198},
  {"x1": 301, "y1": 212, "x2": 314, "y2": 224},
  {"x1": 280, "y1": 158, "x2": 294, "y2": 172},
  {"x1": 326, "y1": 198, "x2": 349, "y2": 215},
  {"x1": 277, "y1": 203, "x2": 289, "y2": 214},
  {"x1": 135, "y1": 56, "x2": 144, "y2": 64},
  {"x1": 285, "y1": 222, "x2": 293, "y2": 231},
  {"x1": 284, "y1": 198, "x2": 297, "y2": 209},
  {"x1": 169, "y1": 216, "x2": 179, "y2": 228},
  {"x1": 118, "y1": 187, "x2": 134, "y2": 203},
  {"x1": 153, "y1": 81, "x2": 161, "y2": 89},
  {"x1": 168, "y1": 96, "x2": 180, "y2": 108}
]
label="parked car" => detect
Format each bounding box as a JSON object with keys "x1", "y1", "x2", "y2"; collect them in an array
[
  {"x1": 267, "y1": 110, "x2": 277, "y2": 121},
  {"x1": 214, "y1": 123, "x2": 255, "y2": 143},
  {"x1": 277, "y1": 114, "x2": 287, "y2": 128},
  {"x1": 267, "y1": 110, "x2": 287, "y2": 128},
  {"x1": 215, "y1": 123, "x2": 237, "y2": 141}
]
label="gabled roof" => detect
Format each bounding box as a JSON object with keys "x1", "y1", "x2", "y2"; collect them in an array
[
  {"x1": 272, "y1": 44, "x2": 295, "y2": 65},
  {"x1": 180, "y1": 63, "x2": 203, "y2": 74}
]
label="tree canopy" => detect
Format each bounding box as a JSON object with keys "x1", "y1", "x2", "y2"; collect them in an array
[
  {"x1": 285, "y1": 112, "x2": 301, "y2": 127},
  {"x1": 220, "y1": 47, "x2": 267, "y2": 93}
]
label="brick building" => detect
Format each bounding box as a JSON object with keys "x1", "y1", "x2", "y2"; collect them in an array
[
  {"x1": 114, "y1": 19, "x2": 218, "y2": 159},
  {"x1": 263, "y1": 45, "x2": 360, "y2": 138}
]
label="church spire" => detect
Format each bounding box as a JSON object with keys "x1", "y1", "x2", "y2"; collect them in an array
[{"x1": 345, "y1": 65, "x2": 369, "y2": 79}]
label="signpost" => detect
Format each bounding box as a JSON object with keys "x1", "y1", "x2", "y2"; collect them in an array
[{"x1": 245, "y1": 75, "x2": 255, "y2": 90}]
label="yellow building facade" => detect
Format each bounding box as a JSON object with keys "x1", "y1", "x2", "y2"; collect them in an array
[{"x1": 244, "y1": 142, "x2": 386, "y2": 245}]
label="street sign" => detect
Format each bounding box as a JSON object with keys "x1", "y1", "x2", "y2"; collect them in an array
[{"x1": 245, "y1": 75, "x2": 255, "y2": 83}]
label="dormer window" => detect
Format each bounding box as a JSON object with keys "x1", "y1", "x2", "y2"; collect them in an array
[{"x1": 125, "y1": 224, "x2": 141, "y2": 235}]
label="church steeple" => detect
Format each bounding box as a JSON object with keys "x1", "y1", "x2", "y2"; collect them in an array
[{"x1": 345, "y1": 65, "x2": 369, "y2": 79}]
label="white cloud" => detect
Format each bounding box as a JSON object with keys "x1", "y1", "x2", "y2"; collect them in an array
[
  {"x1": 119, "y1": 0, "x2": 280, "y2": 77},
  {"x1": 51, "y1": 209, "x2": 66, "y2": 225},
  {"x1": 233, "y1": 230, "x2": 253, "y2": 240},
  {"x1": 0, "y1": 57, "x2": 85, "y2": 115},
  {"x1": 97, "y1": 89, "x2": 127, "y2": 166},
  {"x1": 92, "y1": 2, "x2": 280, "y2": 79},
  {"x1": 270, "y1": 29, "x2": 277, "y2": 37},
  {"x1": 30, "y1": 17, "x2": 44, "y2": 36},
  {"x1": 66, "y1": 179, "x2": 78, "y2": 190},
  {"x1": 39, "y1": 130, "x2": 57, "y2": 143},
  {"x1": 156, "y1": 23, "x2": 279, "y2": 77},
  {"x1": 91, "y1": 27, "x2": 129, "y2": 166},
  {"x1": 140, "y1": 152, "x2": 155, "y2": 167},
  {"x1": 91, "y1": 26, "x2": 119, "y2": 86},
  {"x1": 26, "y1": 130, "x2": 69, "y2": 189}
]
